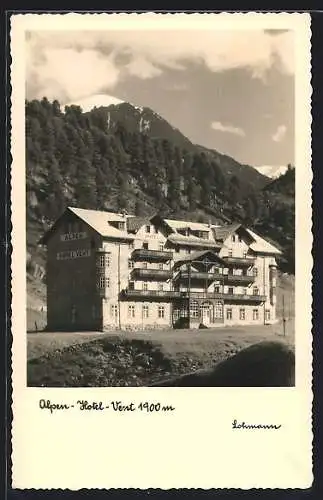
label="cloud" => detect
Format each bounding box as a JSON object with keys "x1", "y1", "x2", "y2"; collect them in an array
[
  {"x1": 124, "y1": 56, "x2": 162, "y2": 79},
  {"x1": 26, "y1": 29, "x2": 294, "y2": 101},
  {"x1": 272, "y1": 124, "x2": 287, "y2": 142},
  {"x1": 211, "y1": 121, "x2": 245, "y2": 137},
  {"x1": 26, "y1": 41, "x2": 120, "y2": 102}
]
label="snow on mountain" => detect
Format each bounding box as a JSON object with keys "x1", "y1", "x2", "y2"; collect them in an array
[
  {"x1": 254, "y1": 165, "x2": 289, "y2": 179},
  {"x1": 63, "y1": 94, "x2": 125, "y2": 112}
]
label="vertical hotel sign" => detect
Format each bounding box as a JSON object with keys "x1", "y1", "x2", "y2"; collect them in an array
[
  {"x1": 57, "y1": 249, "x2": 91, "y2": 260},
  {"x1": 60, "y1": 231, "x2": 87, "y2": 242},
  {"x1": 57, "y1": 231, "x2": 90, "y2": 260}
]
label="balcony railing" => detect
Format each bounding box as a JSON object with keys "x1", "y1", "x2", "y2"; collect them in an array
[
  {"x1": 121, "y1": 288, "x2": 266, "y2": 303},
  {"x1": 131, "y1": 248, "x2": 173, "y2": 262},
  {"x1": 176, "y1": 270, "x2": 223, "y2": 281},
  {"x1": 131, "y1": 268, "x2": 172, "y2": 280},
  {"x1": 223, "y1": 256, "x2": 256, "y2": 267},
  {"x1": 225, "y1": 274, "x2": 256, "y2": 284},
  {"x1": 122, "y1": 289, "x2": 183, "y2": 299},
  {"x1": 188, "y1": 292, "x2": 265, "y2": 303},
  {"x1": 176, "y1": 270, "x2": 255, "y2": 285}
]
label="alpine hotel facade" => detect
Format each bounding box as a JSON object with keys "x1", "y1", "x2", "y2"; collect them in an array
[{"x1": 40, "y1": 207, "x2": 281, "y2": 331}]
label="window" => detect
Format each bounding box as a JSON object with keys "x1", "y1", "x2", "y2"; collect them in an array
[
  {"x1": 185, "y1": 248, "x2": 191, "y2": 254},
  {"x1": 98, "y1": 254, "x2": 106, "y2": 267},
  {"x1": 159, "y1": 243, "x2": 164, "y2": 251},
  {"x1": 265, "y1": 309, "x2": 271, "y2": 321},
  {"x1": 143, "y1": 262, "x2": 148, "y2": 269},
  {"x1": 143, "y1": 242, "x2": 149, "y2": 249},
  {"x1": 128, "y1": 260, "x2": 134, "y2": 269},
  {"x1": 243, "y1": 251, "x2": 247, "y2": 258},
  {"x1": 158, "y1": 263, "x2": 164, "y2": 270},
  {"x1": 106, "y1": 255, "x2": 110, "y2": 267},
  {"x1": 214, "y1": 301, "x2": 223, "y2": 319},
  {"x1": 253, "y1": 267, "x2": 258, "y2": 277},
  {"x1": 228, "y1": 287, "x2": 234, "y2": 295},
  {"x1": 214, "y1": 285, "x2": 220, "y2": 293},
  {"x1": 190, "y1": 300, "x2": 199, "y2": 318},
  {"x1": 106, "y1": 277, "x2": 110, "y2": 288},
  {"x1": 228, "y1": 249, "x2": 233, "y2": 257},
  {"x1": 253, "y1": 309, "x2": 259, "y2": 320},
  {"x1": 158, "y1": 306, "x2": 165, "y2": 319},
  {"x1": 239, "y1": 308, "x2": 245, "y2": 320},
  {"x1": 128, "y1": 305, "x2": 135, "y2": 318},
  {"x1": 117, "y1": 222, "x2": 125, "y2": 230},
  {"x1": 158, "y1": 283, "x2": 164, "y2": 291},
  {"x1": 142, "y1": 305, "x2": 149, "y2": 318},
  {"x1": 226, "y1": 308, "x2": 233, "y2": 320},
  {"x1": 129, "y1": 281, "x2": 135, "y2": 290},
  {"x1": 146, "y1": 225, "x2": 151, "y2": 233},
  {"x1": 232, "y1": 235, "x2": 235, "y2": 242},
  {"x1": 111, "y1": 305, "x2": 118, "y2": 319},
  {"x1": 243, "y1": 288, "x2": 248, "y2": 295},
  {"x1": 143, "y1": 282, "x2": 148, "y2": 291},
  {"x1": 98, "y1": 276, "x2": 106, "y2": 289},
  {"x1": 175, "y1": 246, "x2": 180, "y2": 253},
  {"x1": 253, "y1": 286, "x2": 259, "y2": 296}
]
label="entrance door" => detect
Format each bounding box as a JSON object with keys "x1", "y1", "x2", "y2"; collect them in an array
[{"x1": 200, "y1": 302, "x2": 212, "y2": 325}]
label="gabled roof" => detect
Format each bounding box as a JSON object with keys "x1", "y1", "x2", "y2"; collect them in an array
[
  {"x1": 40, "y1": 207, "x2": 134, "y2": 244},
  {"x1": 126, "y1": 216, "x2": 150, "y2": 234},
  {"x1": 246, "y1": 229, "x2": 282, "y2": 255},
  {"x1": 212, "y1": 223, "x2": 242, "y2": 243},
  {"x1": 173, "y1": 250, "x2": 226, "y2": 269},
  {"x1": 167, "y1": 233, "x2": 221, "y2": 249},
  {"x1": 164, "y1": 218, "x2": 212, "y2": 233}
]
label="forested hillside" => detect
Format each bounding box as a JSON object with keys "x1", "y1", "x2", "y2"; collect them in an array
[{"x1": 26, "y1": 98, "x2": 295, "y2": 278}]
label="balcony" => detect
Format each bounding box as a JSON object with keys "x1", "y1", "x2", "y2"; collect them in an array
[
  {"x1": 122, "y1": 288, "x2": 266, "y2": 303},
  {"x1": 223, "y1": 256, "x2": 256, "y2": 267},
  {"x1": 176, "y1": 270, "x2": 255, "y2": 285},
  {"x1": 132, "y1": 248, "x2": 173, "y2": 262},
  {"x1": 122, "y1": 289, "x2": 183, "y2": 300},
  {"x1": 188, "y1": 292, "x2": 265, "y2": 303},
  {"x1": 176, "y1": 270, "x2": 223, "y2": 281},
  {"x1": 131, "y1": 268, "x2": 172, "y2": 280},
  {"x1": 225, "y1": 273, "x2": 256, "y2": 285},
  {"x1": 223, "y1": 293, "x2": 266, "y2": 303}
]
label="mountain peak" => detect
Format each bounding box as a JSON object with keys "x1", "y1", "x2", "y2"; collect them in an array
[{"x1": 254, "y1": 165, "x2": 289, "y2": 179}]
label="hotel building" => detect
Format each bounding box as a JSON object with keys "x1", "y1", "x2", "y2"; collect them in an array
[{"x1": 40, "y1": 207, "x2": 281, "y2": 331}]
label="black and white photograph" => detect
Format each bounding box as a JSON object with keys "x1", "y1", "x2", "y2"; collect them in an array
[
  {"x1": 10, "y1": 12, "x2": 312, "y2": 490},
  {"x1": 25, "y1": 21, "x2": 297, "y2": 388}
]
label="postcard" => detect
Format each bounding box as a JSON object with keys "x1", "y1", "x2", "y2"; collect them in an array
[{"x1": 10, "y1": 12, "x2": 312, "y2": 489}]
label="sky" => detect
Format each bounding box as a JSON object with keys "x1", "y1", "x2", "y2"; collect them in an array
[{"x1": 25, "y1": 29, "x2": 294, "y2": 170}]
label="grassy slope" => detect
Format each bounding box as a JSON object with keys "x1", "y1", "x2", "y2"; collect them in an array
[{"x1": 27, "y1": 321, "x2": 294, "y2": 387}]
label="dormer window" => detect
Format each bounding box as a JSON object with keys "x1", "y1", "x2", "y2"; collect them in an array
[
  {"x1": 143, "y1": 242, "x2": 149, "y2": 250},
  {"x1": 146, "y1": 225, "x2": 151, "y2": 233},
  {"x1": 110, "y1": 220, "x2": 126, "y2": 231}
]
